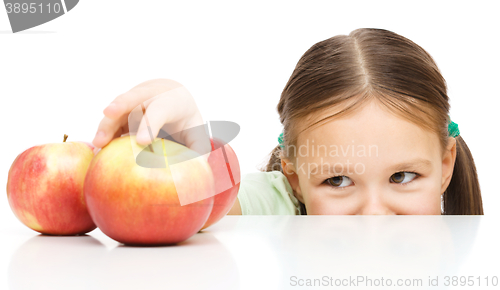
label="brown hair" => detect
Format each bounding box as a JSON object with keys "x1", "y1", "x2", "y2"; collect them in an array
[{"x1": 258, "y1": 28, "x2": 483, "y2": 215}]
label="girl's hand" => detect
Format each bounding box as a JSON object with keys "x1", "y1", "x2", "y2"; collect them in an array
[{"x1": 92, "y1": 78, "x2": 211, "y2": 158}]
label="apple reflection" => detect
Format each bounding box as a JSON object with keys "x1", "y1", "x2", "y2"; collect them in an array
[
  {"x1": 88, "y1": 232, "x2": 240, "y2": 290},
  {"x1": 8, "y1": 234, "x2": 107, "y2": 290}
]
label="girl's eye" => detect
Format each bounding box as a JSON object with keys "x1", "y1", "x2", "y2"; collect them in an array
[
  {"x1": 324, "y1": 176, "x2": 353, "y2": 189},
  {"x1": 323, "y1": 171, "x2": 420, "y2": 190},
  {"x1": 390, "y1": 172, "x2": 419, "y2": 185}
]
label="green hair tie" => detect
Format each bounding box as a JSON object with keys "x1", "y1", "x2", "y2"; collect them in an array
[
  {"x1": 278, "y1": 131, "x2": 285, "y2": 149},
  {"x1": 278, "y1": 117, "x2": 459, "y2": 148},
  {"x1": 448, "y1": 119, "x2": 460, "y2": 138}
]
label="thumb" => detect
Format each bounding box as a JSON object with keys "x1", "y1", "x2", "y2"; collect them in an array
[
  {"x1": 134, "y1": 102, "x2": 161, "y2": 146},
  {"x1": 188, "y1": 137, "x2": 212, "y2": 163}
]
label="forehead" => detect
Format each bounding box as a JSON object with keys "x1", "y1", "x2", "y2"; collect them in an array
[{"x1": 297, "y1": 99, "x2": 440, "y2": 160}]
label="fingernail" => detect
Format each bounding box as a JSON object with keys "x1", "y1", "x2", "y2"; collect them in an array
[{"x1": 107, "y1": 103, "x2": 117, "y2": 109}]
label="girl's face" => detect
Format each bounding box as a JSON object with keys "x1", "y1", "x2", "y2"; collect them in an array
[{"x1": 281, "y1": 99, "x2": 457, "y2": 215}]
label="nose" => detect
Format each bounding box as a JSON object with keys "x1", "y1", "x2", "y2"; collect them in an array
[{"x1": 357, "y1": 191, "x2": 396, "y2": 215}]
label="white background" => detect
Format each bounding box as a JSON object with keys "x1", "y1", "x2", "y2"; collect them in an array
[{"x1": 1, "y1": 0, "x2": 498, "y2": 234}]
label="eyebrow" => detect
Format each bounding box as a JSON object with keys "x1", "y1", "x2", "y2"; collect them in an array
[
  {"x1": 309, "y1": 158, "x2": 433, "y2": 178},
  {"x1": 391, "y1": 158, "x2": 433, "y2": 172}
]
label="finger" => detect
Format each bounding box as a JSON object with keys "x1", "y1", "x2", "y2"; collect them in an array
[
  {"x1": 103, "y1": 89, "x2": 144, "y2": 120},
  {"x1": 181, "y1": 117, "x2": 212, "y2": 159},
  {"x1": 93, "y1": 147, "x2": 101, "y2": 156},
  {"x1": 103, "y1": 81, "x2": 184, "y2": 121},
  {"x1": 186, "y1": 137, "x2": 211, "y2": 163},
  {"x1": 92, "y1": 114, "x2": 128, "y2": 149},
  {"x1": 134, "y1": 87, "x2": 196, "y2": 146}
]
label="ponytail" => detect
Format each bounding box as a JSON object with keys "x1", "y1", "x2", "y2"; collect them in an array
[
  {"x1": 260, "y1": 145, "x2": 283, "y2": 172},
  {"x1": 442, "y1": 135, "x2": 483, "y2": 215}
]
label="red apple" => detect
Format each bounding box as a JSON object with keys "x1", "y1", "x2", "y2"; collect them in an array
[
  {"x1": 201, "y1": 137, "x2": 241, "y2": 230},
  {"x1": 84, "y1": 135, "x2": 215, "y2": 246},
  {"x1": 6, "y1": 134, "x2": 97, "y2": 235}
]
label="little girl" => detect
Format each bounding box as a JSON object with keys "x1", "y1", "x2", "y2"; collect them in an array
[{"x1": 92, "y1": 28, "x2": 483, "y2": 216}]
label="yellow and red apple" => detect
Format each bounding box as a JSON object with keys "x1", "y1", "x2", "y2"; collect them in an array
[
  {"x1": 84, "y1": 135, "x2": 216, "y2": 246},
  {"x1": 6, "y1": 134, "x2": 97, "y2": 235}
]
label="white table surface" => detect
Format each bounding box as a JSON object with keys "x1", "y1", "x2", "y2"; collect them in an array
[{"x1": 2, "y1": 215, "x2": 498, "y2": 290}]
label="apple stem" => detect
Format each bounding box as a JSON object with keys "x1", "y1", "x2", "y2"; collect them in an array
[{"x1": 63, "y1": 134, "x2": 68, "y2": 142}]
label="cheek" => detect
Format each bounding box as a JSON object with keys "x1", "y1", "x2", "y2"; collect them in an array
[
  {"x1": 301, "y1": 185, "x2": 326, "y2": 214},
  {"x1": 397, "y1": 195, "x2": 442, "y2": 214},
  {"x1": 307, "y1": 201, "x2": 356, "y2": 215},
  {"x1": 302, "y1": 187, "x2": 356, "y2": 215},
  {"x1": 389, "y1": 179, "x2": 443, "y2": 215},
  {"x1": 407, "y1": 193, "x2": 442, "y2": 214}
]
